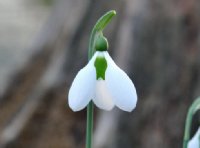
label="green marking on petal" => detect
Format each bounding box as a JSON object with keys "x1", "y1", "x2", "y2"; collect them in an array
[{"x1": 94, "y1": 56, "x2": 107, "y2": 80}]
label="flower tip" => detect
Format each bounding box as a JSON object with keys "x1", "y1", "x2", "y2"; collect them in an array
[
  {"x1": 70, "y1": 107, "x2": 80, "y2": 112},
  {"x1": 68, "y1": 100, "x2": 85, "y2": 112},
  {"x1": 110, "y1": 10, "x2": 116, "y2": 15},
  {"x1": 123, "y1": 103, "x2": 137, "y2": 112},
  {"x1": 68, "y1": 100, "x2": 79, "y2": 112}
]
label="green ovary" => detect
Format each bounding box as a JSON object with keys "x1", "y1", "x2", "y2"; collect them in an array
[{"x1": 94, "y1": 57, "x2": 107, "y2": 80}]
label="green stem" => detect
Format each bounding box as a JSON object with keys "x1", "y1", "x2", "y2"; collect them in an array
[
  {"x1": 86, "y1": 101, "x2": 94, "y2": 148},
  {"x1": 183, "y1": 97, "x2": 200, "y2": 148},
  {"x1": 86, "y1": 10, "x2": 116, "y2": 148}
]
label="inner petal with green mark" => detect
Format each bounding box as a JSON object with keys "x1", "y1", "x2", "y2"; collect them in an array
[{"x1": 94, "y1": 55, "x2": 107, "y2": 80}]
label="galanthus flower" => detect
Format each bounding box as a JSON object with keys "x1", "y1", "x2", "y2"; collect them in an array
[
  {"x1": 68, "y1": 36, "x2": 137, "y2": 112},
  {"x1": 188, "y1": 127, "x2": 200, "y2": 148}
]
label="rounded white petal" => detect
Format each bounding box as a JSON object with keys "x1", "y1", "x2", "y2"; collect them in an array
[
  {"x1": 93, "y1": 79, "x2": 115, "y2": 110},
  {"x1": 104, "y1": 52, "x2": 137, "y2": 112},
  {"x1": 188, "y1": 127, "x2": 200, "y2": 148},
  {"x1": 68, "y1": 53, "x2": 97, "y2": 111}
]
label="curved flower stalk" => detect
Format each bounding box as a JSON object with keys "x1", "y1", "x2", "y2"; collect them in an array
[
  {"x1": 183, "y1": 97, "x2": 200, "y2": 148},
  {"x1": 188, "y1": 127, "x2": 200, "y2": 148}
]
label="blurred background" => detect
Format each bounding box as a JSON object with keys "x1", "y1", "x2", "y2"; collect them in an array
[{"x1": 0, "y1": 0, "x2": 200, "y2": 147}]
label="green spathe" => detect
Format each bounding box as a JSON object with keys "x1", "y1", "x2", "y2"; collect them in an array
[{"x1": 94, "y1": 56, "x2": 107, "y2": 80}]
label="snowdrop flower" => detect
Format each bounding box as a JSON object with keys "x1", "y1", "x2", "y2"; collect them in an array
[
  {"x1": 188, "y1": 127, "x2": 200, "y2": 148},
  {"x1": 68, "y1": 36, "x2": 137, "y2": 112}
]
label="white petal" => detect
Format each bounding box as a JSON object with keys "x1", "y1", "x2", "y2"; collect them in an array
[
  {"x1": 188, "y1": 127, "x2": 200, "y2": 148},
  {"x1": 68, "y1": 53, "x2": 97, "y2": 111},
  {"x1": 93, "y1": 79, "x2": 115, "y2": 110},
  {"x1": 104, "y1": 52, "x2": 137, "y2": 112}
]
